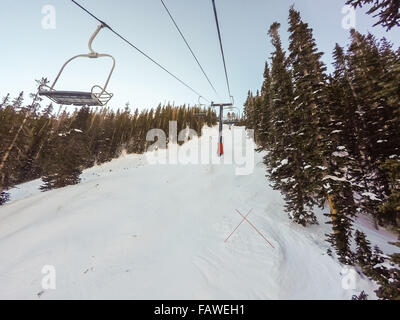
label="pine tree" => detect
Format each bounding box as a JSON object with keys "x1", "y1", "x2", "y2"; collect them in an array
[
  {"x1": 40, "y1": 108, "x2": 91, "y2": 191},
  {"x1": 0, "y1": 191, "x2": 10, "y2": 205},
  {"x1": 19, "y1": 103, "x2": 54, "y2": 182},
  {"x1": 0, "y1": 94, "x2": 10, "y2": 108},
  {"x1": 257, "y1": 62, "x2": 273, "y2": 150},
  {"x1": 355, "y1": 230, "x2": 373, "y2": 269},
  {"x1": 379, "y1": 160, "x2": 400, "y2": 232},
  {"x1": 11, "y1": 91, "x2": 24, "y2": 110},
  {"x1": 0, "y1": 92, "x2": 28, "y2": 201},
  {"x1": 243, "y1": 91, "x2": 254, "y2": 130},
  {"x1": 322, "y1": 44, "x2": 360, "y2": 263},
  {"x1": 352, "y1": 291, "x2": 369, "y2": 300},
  {"x1": 346, "y1": 0, "x2": 400, "y2": 30},
  {"x1": 252, "y1": 91, "x2": 263, "y2": 144},
  {"x1": 0, "y1": 80, "x2": 44, "y2": 195},
  {"x1": 287, "y1": 7, "x2": 330, "y2": 224},
  {"x1": 261, "y1": 22, "x2": 314, "y2": 225},
  {"x1": 243, "y1": 5, "x2": 399, "y2": 296},
  {"x1": 346, "y1": 31, "x2": 399, "y2": 227},
  {"x1": 355, "y1": 230, "x2": 400, "y2": 299}
]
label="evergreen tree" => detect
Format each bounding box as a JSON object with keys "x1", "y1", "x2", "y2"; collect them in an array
[
  {"x1": 355, "y1": 230, "x2": 373, "y2": 269},
  {"x1": 18, "y1": 103, "x2": 54, "y2": 182},
  {"x1": 257, "y1": 62, "x2": 273, "y2": 150},
  {"x1": 352, "y1": 291, "x2": 368, "y2": 300},
  {"x1": 287, "y1": 7, "x2": 330, "y2": 224},
  {"x1": 379, "y1": 159, "x2": 400, "y2": 233},
  {"x1": 41, "y1": 108, "x2": 91, "y2": 191},
  {"x1": 243, "y1": 5, "x2": 399, "y2": 298},
  {"x1": 263, "y1": 22, "x2": 316, "y2": 225},
  {"x1": 355, "y1": 230, "x2": 400, "y2": 299},
  {"x1": 243, "y1": 91, "x2": 255, "y2": 130},
  {"x1": 322, "y1": 44, "x2": 360, "y2": 263},
  {"x1": 346, "y1": 0, "x2": 400, "y2": 30},
  {"x1": 0, "y1": 88, "x2": 213, "y2": 196},
  {"x1": 0, "y1": 191, "x2": 10, "y2": 205},
  {"x1": 0, "y1": 94, "x2": 11, "y2": 108},
  {"x1": 346, "y1": 31, "x2": 399, "y2": 227}
]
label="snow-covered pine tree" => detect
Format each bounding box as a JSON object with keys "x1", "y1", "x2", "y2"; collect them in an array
[
  {"x1": 287, "y1": 7, "x2": 330, "y2": 224},
  {"x1": 355, "y1": 230, "x2": 400, "y2": 299},
  {"x1": 263, "y1": 21, "x2": 317, "y2": 225},
  {"x1": 347, "y1": 31, "x2": 399, "y2": 227},
  {"x1": 355, "y1": 230, "x2": 373, "y2": 269},
  {"x1": 322, "y1": 44, "x2": 360, "y2": 263},
  {"x1": 375, "y1": 39, "x2": 400, "y2": 230}
]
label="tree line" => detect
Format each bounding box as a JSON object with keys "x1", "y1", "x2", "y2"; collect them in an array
[
  {"x1": 244, "y1": 6, "x2": 399, "y2": 299},
  {"x1": 0, "y1": 90, "x2": 217, "y2": 201}
]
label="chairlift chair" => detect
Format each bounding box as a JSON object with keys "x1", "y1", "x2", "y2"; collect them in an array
[
  {"x1": 222, "y1": 106, "x2": 240, "y2": 125},
  {"x1": 194, "y1": 112, "x2": 207, "y2": 118},
  {"x1": 223, "y1": 118, "x2": 239, "y2": 125},
  {"x1": 193, "y1": 96, "x2": 209, "y2": 118},
  {"x1": 39, "y1": 24, "x2": 115, "y2": 107}
]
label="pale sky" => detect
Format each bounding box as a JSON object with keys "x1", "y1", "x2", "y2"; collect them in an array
[{"x1": 1, "y1": 0, "x2": 399, "y2": 112}]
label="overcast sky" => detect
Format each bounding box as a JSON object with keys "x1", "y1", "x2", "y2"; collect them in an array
[{"x1": 1, "y1": 0, "x2": 399, "y2": 112}]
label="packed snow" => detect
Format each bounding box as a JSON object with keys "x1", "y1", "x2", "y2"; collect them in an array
[{"x1": 0, "y1": 126, "x2": 398, "y2": 300}]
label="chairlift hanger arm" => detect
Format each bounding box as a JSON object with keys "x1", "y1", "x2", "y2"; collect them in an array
[
  {"x1": 39, "y1": 22, "x2": 115, "y2": 107},
  {"x1": 49, "y1": 24, "x2": 115, "y2": 96},
  {"x1": 88, "y1": 24, "x2": 105, "y2": 54},
  {"x1": 198, "y1": 96, "x2": 211, "y2": 108}
]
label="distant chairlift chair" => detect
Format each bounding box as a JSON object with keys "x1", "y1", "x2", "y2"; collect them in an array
[
  {"x1": 223, "y1": 107, "x2": 240, "y2": 125},
  {"x1": 39, "y1": 24, "x2": 115, "y2": 107}
]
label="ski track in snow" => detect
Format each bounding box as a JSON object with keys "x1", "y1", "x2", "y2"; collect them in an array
[{"x1": 0, "y1": 126, "x2": 398, "y2": 300}]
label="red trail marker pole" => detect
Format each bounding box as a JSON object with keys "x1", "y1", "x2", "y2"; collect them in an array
[{"x1": 212, "y1": 102, "x2": 232, "y2": 157}]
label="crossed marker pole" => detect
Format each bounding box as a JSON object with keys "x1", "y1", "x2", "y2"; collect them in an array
[{"x1": 225, "y1": 208, "x2": 275, "y2": 249}]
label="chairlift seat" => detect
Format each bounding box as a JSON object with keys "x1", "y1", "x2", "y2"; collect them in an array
[
  {"x1": 194, "y1": 112, "x2": 207, "y2": 118},
  {"x1": 39, "y1": 24, "x2": 116, "y2": 107},
  {"x1": 223, "y1": 119, "x2": 239, "y2": 125},
  {"x1": 39, "y1": 90, "x2": 102, "y2": 106}
]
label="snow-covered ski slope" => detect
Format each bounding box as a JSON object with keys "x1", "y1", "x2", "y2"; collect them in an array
[{"x1": 0, "y1": 126, "x2": 398, "y2": 299}]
